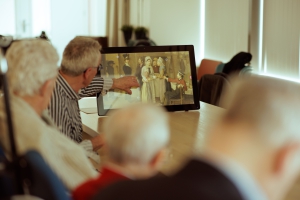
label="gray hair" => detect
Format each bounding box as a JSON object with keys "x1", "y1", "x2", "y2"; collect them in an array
[
  {"x1": 221, "y1": 75, "x2": 300, "y2": 146},
  {"x1": 61, "y1": 36, "x2": 102, "y2": 76},
  {"x1": 103, "y1": 103, "x2": 170, "y2": 165},
  {"x1": 6, "y1": 39, "x2": 59, "y2": 96}
]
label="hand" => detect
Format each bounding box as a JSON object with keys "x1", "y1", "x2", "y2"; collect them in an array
[{"x1": 111, "y1": 76, "x2": 139, "y2": 95}]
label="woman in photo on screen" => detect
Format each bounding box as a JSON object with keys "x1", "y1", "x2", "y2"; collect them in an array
[{"x1": 141, "y1": 56, "x2": 155, "y2": 103}]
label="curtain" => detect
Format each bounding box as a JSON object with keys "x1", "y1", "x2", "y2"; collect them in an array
[
  {"x1": 260, "y1": 0, "x2": 300, "y2": 79},
  {"x1": 204, "y1": 0, "x2": 250, "y2": 63},
  {"x1": 106, "y1": 0, "x2": 130, "y2": 47}
]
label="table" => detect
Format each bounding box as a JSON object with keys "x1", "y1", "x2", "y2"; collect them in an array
[{"x1": 80, "y1": 101, "x2": 225, "y2": 175}]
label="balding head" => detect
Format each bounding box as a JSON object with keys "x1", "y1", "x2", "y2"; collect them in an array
[
  {"x1": 220, "y1": 75, "x2": 300, "y2": 147},
  {"x1": 103, "y1": 103, "x2": 170, "y2": 165}
]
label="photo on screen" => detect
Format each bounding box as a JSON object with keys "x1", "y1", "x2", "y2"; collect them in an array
[{"x1": 97, "y1": 45, "x2": 200, "y2": 116}]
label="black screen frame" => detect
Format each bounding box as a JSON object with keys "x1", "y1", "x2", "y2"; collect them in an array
[{"x1": 97, "y1": 45, "x2": 200, "y2": 116}]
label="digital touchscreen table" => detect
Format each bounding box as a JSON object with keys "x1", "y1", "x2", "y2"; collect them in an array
[{"x1": 97, "y1": 45, "x2": 200, "y2": 116}]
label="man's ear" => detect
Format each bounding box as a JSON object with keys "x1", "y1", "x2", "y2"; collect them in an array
[
  {"x1": 149, "y1": 148, "x2": 168, "y2": 169},
  {"x1": 83, "y1": 68, "x2": 93, "y2": 79},
  {"x1": 273, "y1": 143, "x2": 300, "y2": 176}
]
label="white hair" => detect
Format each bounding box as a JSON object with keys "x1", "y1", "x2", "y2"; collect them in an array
[
  {"x1": 61, "y1": 36, "x2": 101, "y2": 76},
  {"x1": 103, "y1": 103, "x2": 170, "y2": 165},
  {"x1": 221, "y1": 75, "x2": 300, "y2": 147},
  {"x1": 6, "y1": 39, "x2": 59, "y2": 96}
]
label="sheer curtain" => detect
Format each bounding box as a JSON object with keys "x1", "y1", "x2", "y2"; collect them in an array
[
  {"x1": 106, "y1": 0, "x2": 130, "y2": 47},
  {"x1": 260, "y1": 0, "x2": 300, "y2": 79},
  {"x1": 204, "y1": 0, "x2": 250, "y2": 63}
]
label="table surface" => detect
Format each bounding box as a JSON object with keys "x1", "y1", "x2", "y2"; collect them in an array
[{"x1": 81, "y1": 101, "x2": 223, "y2": 174}]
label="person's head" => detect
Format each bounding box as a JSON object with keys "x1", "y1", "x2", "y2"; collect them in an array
[
  {"x1": 103, "y1": 103, "x2": 170, "y2": 178},
  {"x1": 210, "y1": 75, "x2": 300, "y2": 200},
  {"x1": 138, "y1": 56, "x2": 144, "y2": 66},
  {"x1": 177, "y1": 71, "x2": 184, "y2": 79},
  {"x1": 60, "y1": 36, "x2": 102, "y2": 87},
  {"x1": 157, "y1": 57, "x2": 164, "y2": 67},
  {"x1": 145, "y1": 56, "x2": 152, "y2": 67},
  {"x1": 107, "y1": 60, "x2": 115, "y2": 67},
  {"x1": 125, "y1": 57, "x2": 130, "y2": 64},
  {"x1": 152, "y1": 57, "x2": 157, "y2": 66},
  {"x1": 6, "y1": 39, "x2": 59, "y2": 113}
]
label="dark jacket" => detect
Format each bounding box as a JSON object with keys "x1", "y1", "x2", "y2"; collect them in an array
[{"x1": 92, "y1": 159, "x2": 244, "y2": 200}]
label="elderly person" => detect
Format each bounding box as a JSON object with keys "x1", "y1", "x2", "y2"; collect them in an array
[
  {"x1": 48, "y1": 36, "x2": 139, "y2": 160},
  {"x1": 0, "y1": 39, "x2": 99, "y2": 190},
  {"x1": 72, "y1": 103, "x2": 169, "y2": 200},
  {"x1": 94, "y1": 75, "x2": 300, "y2": 200}
]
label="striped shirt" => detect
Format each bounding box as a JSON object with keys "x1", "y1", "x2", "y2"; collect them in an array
[{"x1": 48, "y1": 73, "x2": 112, "y2": 143}]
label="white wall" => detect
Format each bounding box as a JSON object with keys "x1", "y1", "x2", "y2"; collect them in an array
[
  {"x1": 148, "y1": 0, "x2": 201, "y2": 66},
  {"x1": 0, "y1": 0, "x2": 16, "y2": 36},
  {"x1": 50, "y1": 0, "x2": 89, "y2": 61}
]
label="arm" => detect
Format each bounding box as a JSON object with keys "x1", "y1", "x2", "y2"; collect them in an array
[
  {"x1": 181, "y1": 79, "x2": 187, "y2": 91},
  {"x1": 79, "y1": 76, "x2": 113, "y2": 98}
]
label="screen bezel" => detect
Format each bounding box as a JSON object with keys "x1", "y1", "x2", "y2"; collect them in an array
[{"x1": 97, "y1": 45, "x2": 200, "y2": 116}]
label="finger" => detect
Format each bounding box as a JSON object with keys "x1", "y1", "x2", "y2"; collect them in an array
[{"x1": 125, "y1": 89, "x2": 132, "y2": 95}]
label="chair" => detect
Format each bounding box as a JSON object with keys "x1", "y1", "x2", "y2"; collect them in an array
[
  {"x1": 197, "y1": 59, "x2": 222, "y2": 80},
  {"x1": 20, "y1": 150, "x2": 70, "y2": 200},
  {"x1": 169, "y1": 87, "x2": 184, "y2": 105},
  {"x1": 0, "y1": 145, "x2": 15, "y2": 199},
  {"x1": 198, "y1": 73, "x2": 230, "y2": 107}
]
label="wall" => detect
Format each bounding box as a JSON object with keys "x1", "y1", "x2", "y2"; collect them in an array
[
  {"x1": 0, "y1": 0, "x2": 16, "y2": 36},
  {"x1": 147, "y1": 0, "x2": 201, "y2": 66}
]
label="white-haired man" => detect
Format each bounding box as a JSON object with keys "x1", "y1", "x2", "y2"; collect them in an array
[
  {"x1": 93, "y1": 75, "x2": 300, "y2": 200},
  {"x1": 0, "y1": 39, "x2": 99, "y2": 190},
  {"x1": 48, "y1": 36, "x2": 139, "y2": 160},
  {"x1": 72, "y1": 103, "x2": 169, "y2": 200}
]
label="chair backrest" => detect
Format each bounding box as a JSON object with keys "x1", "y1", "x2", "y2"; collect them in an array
[
  {"x1": 198, "y1": 73, "x2": 229, "y2": 107},
  {"x1": 21, "y1": 150, "x2": 70, "y2": 200},
  {"x1": 197, "y1": 59, "x2": 222, "y2": 80}
]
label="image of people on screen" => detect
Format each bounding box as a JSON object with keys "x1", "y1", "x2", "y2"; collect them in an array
[{"x1": 100, "y1": 51, "x2": 194, "y2": 109}]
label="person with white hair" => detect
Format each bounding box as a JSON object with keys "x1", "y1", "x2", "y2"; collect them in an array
[
  {"x1": 0, "y1": 39, "x2": 99, "y2": 190},
  {"x1": 93, "y1": 75, "x2": 300, "y2": 200},
  {"x1": 72, "y1": 103, "x2": 169, "y2": 200},
  {"x1": 48, "y1": 36, "x2": 139, "y2": 161},
  {"x1": 141, "y1": 56, "x2": 155, "y2": 103}
]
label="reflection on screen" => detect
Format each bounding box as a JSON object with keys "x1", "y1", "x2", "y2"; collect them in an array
[{"x1": 101, "y1": 51, "x2": 195, "y2": 110}]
